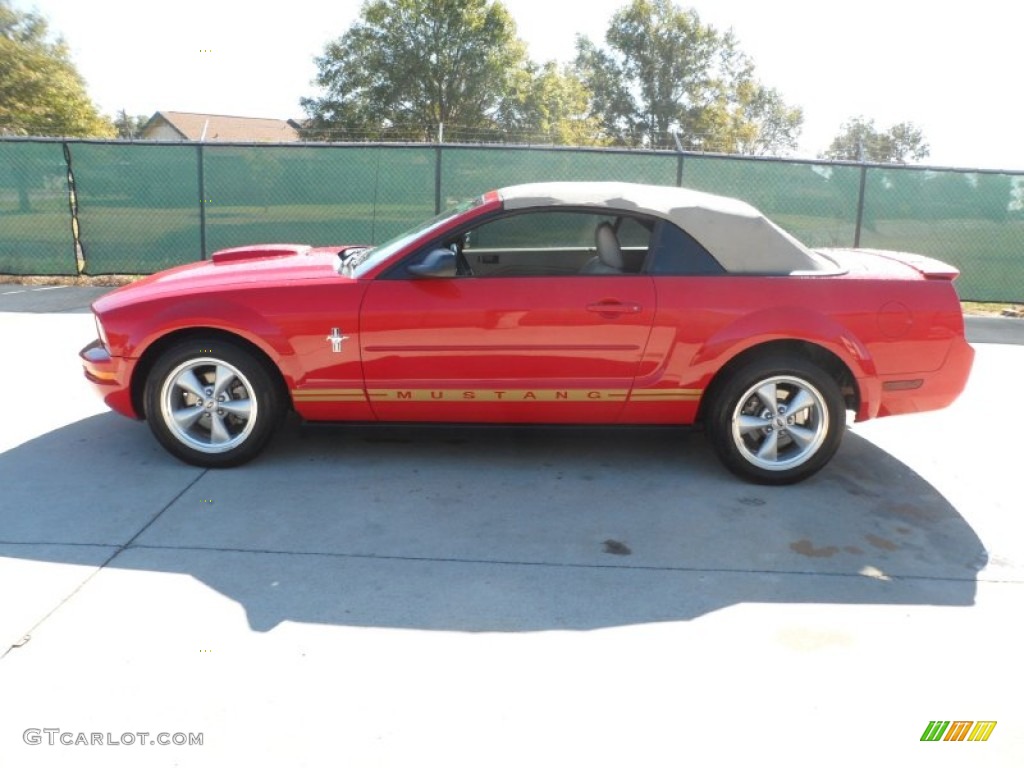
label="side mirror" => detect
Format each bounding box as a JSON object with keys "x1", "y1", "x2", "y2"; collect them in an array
[{"x1": 408, "y1": 247, "x2": 457, "y2": 278}]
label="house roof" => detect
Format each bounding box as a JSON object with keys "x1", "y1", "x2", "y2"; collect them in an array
[
  {"x1": 142, "y1": 111, "x2": 300, "y2": 142},
  {"x1": 498, "y1": 181, "x2": 828, "y2": 274}
]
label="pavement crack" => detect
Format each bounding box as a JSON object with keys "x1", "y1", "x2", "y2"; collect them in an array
[
  {"x1": 109, "y1": 469, "x2": 209, "y2": 562},
  {"x1": 1, "y1": 471, "x2": 208, "y2": 659},
  {"x1": 127, "y1": 542, "x2": 1016, "y2": 585}
]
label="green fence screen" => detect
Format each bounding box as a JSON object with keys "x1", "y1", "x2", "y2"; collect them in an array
[
  {"x1": 0, "y1": 138, "x2": 1021, "y2": 300},
  {"x1": 0, "y1": 140, "x2": 75, "y2": 275},
  {"x1": 203, "y1": 144, "x2": 436, "y2": 254},
  {"x1": 858, "y1": 167, "x2": 1021, "y2": 300},
  {"x1": 70, "y1": 142, "x2": 201, "y2": 274}
]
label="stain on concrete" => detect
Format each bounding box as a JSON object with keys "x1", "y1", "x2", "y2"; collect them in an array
[
  {"x1": 879, "y1": 502, "x2": 941, "y2": 523},
  {"x1": 866, "y1": 534, "x2": 900, "y2": 551},
  {"x1": 738, "y1": 497, "x2": 766, "y2": 507},
  {"x1": 895, "y1": 526, "x2": 912, "y2": 535},
  {"x1": 602, "y1": 539, "x2": 631, "y2": 556},
  {"x1": 833, "y1": 473, "x2": 882, "y2": 499},
  {"x1": 843, "y1": 546, "x2": 864, "y2": 555},
  {"x1": 790, "y1": 539, "x2": 839, "y2": 558}
]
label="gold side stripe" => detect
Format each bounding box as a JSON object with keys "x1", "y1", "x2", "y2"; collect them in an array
[
  {"x1": 292, "y1": 388, "x2": 366, "y2": 402},
  {"x1": 632, "y1": 389, "x2": 703, "y2": 396},
  {"x1": 630, "y1": 393, "x2": 702, "y2": 396},
  {"x1": 293, "y1": 393, "x2": 366, "y2": 398},
  {"x1": 292, "y1": 388, "x2": 703, "y2": 403},
  {"x1": 293, "y1": 396, "x2": 366, "y2": 402},
  {"x1": 366, "y1": 389, "x2": 630, "y2": 402},
  {"x1": 293, "y1": 393, "x2": 365, "y2": 397},
  {"x1": 629, "y1": 396, "x2": 701, "y2": 402},
  {"x1": 292, "y1": 391, "x2": 364, "y2": 397}
]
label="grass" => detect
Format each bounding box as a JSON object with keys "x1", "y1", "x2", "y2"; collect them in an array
[
  {"x1": 0, "y1": 273, "x2": 140, "y2": 287},
  {"x1": 961, "y1": 301, "x2": 1023, "y2": 317}
]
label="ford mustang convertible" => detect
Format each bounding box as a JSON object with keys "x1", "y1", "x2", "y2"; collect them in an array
[{"x1": 80, "y1": 182, "x2": 973, "y2": 483}]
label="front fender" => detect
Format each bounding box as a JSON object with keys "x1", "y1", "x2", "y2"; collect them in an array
[{"x1": 112, "y1": 294, "x2": 298, "y2": 381}]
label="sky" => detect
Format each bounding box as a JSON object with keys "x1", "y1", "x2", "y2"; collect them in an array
[{"x1": 9, "y1": 0, "x2": 1023, "y2": 170}]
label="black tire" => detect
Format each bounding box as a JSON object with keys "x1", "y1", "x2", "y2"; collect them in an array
[
  {"x1": 143, "y1": 338, "x2": 285, "y2": 468},
  {"x1": 706, "y1": 355, "x2": 846, "y2": 485}
]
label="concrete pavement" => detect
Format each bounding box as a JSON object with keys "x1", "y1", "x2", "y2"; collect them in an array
[
  {"x1": 0, "y1": 294, "x2": 1021, "y2": 766},
  {"x1": 0, "y1": 284, "x2": 112, "y2": 314}
]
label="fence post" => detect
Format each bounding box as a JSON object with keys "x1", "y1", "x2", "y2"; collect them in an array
[
  {"x1": 853, "y1": 164, "x2": 867, "y2": 248},
  {"x1": 197, "y1": 143, "x2": 208, "y2": 259},
  {"x1": 676, "y1": 153, "x2": 684, "y2": 187},
  {"x1": 434, "y1": 145, "x2": 443, "y2": 214},
  {"x1": 62, "y1": 141, "x2": 84, "y2": 275}
]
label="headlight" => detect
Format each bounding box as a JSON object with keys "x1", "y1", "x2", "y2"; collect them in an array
[{"x1": 94, "y1": 314, "x2": 110, "y2": 349}]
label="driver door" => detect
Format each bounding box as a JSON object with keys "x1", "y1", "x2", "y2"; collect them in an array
[{"x1": 358, "y1": 209, "x2": 657, "y2": 423}]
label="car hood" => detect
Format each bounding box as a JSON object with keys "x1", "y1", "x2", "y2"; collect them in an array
[{"x1": 93, "y1": 245, "x2": 353, "y2": 312}]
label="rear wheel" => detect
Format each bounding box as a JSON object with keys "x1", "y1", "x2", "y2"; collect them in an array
[
  {"x1": 143, "y1": 339, "x2": 284, "y2": 467},
  {"x1": 707, "y1": 356, "x2": 845, "y2": 484}
]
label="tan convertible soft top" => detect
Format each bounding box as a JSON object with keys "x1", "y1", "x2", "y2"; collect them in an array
[{"x1": 498, "y1": 181, "x2": 828, "y2": 274}]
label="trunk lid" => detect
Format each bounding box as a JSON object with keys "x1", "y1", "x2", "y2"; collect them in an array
[{"x1": 817, "y1": 248, "x2": 960, "y2": 280}]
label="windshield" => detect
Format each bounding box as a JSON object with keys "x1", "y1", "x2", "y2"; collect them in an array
[{"x1": 342, "y1": 196, "x2": 487, "y2": 277}]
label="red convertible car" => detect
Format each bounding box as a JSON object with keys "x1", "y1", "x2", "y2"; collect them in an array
[{"x1": 80, "y1": 182, "x2": 973, "y2": 483}]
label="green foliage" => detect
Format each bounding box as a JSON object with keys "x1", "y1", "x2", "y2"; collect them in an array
[
  {"x1": 300, "y1": 0, "x2": 799, "y2": 151},
  {"x1": 574, "y1": 0, "x2": 802, "y2": 153},
  {"x1": 0, "y1": 0, "x2": 113, "y2": 137},
  {"x1": 822, "y1": 117, "x2": 930, "y2": 164},
  {"x1": 300, "y1": 0, "x2": 529, "y2": 141},
  {"x1": 112, "y1": 110, "x2": 150, "y2": 140},
  {"x1": 501, "y1": 62, "x2": 606, "y2": 145}
]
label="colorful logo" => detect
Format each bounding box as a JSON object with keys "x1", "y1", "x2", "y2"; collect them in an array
[{"x1": 921, "y1": 721, "x2": 997, "y2": 742}]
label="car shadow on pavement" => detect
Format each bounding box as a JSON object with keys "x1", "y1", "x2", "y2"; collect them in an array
[{"x1": 0, "y1": 413, "x2": 988, "y2": 634}]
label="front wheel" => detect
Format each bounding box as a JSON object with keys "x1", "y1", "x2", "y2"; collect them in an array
[
  {"x1": 706, "y1": 356, "x2": 846, "y2": 484},
  {"x1": 143, "y1": 339, "x2": 285, "y2": 467}
]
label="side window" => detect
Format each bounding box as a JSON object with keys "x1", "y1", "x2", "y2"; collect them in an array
[
  {"x1": 463, "y1": 210, "x2": 653, "y2": 277},
  {"x1": 648, "y1": 221, "x2": 725, "y2": 276},
  {"x1": 615, "y1": 215, "x2": 651, "y2": 248}
]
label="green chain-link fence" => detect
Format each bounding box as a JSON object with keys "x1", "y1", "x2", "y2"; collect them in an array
[
  {"x1": 0, "y1": 140, "x2": 75, "y2": 275},
  {"x1": 1, "y1": 138, "x2": 1021, "y2": 300}
]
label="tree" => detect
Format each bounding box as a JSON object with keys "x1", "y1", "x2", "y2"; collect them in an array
[
  {"x1": 574, "y1": 0, "x2": 802, "y2": 153},
  {"x1": 822, "y1": 117, "x2": 930, "y2": 164},
  {"x1": 0, "y1": 0, "x2": 113, "y2": 137},
  {"x1": 728, "y1": 84, "x2": 803, "y2": 156},
  {"x1": 300, "y1": 0, "x2": 528, "y2": 141},
  {"x1": 113, "y1": 110, "x2": 150, "y2": 140},
  {"x1": 500, "y1": 62, "x2": 606, "y2": 145}
]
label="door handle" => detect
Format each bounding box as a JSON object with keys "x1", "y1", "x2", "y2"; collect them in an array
[{"x1": 586, "y1": 301, "x2": 643, "y2": 315}]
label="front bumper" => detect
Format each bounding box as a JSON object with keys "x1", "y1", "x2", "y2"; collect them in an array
[{"x1": 79, "y1": 339, "x2": 140, "y2": 419}]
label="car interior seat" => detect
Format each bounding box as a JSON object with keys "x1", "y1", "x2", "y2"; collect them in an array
[{"x1": 580, "y1": 222, "x2": 625, "y2": 274}]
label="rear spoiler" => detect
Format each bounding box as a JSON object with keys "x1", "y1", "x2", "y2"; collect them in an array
[{"x1": 858, "y1": 249, "x2": 960, "y2": 280}]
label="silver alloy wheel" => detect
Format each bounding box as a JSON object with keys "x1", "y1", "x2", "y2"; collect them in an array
[
  {"x1": 730, "y1": 374, "x2": 829, "y2": 472},
  {"x1": 159, "y1": 357, "x2": 258, "y2": 454}
]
